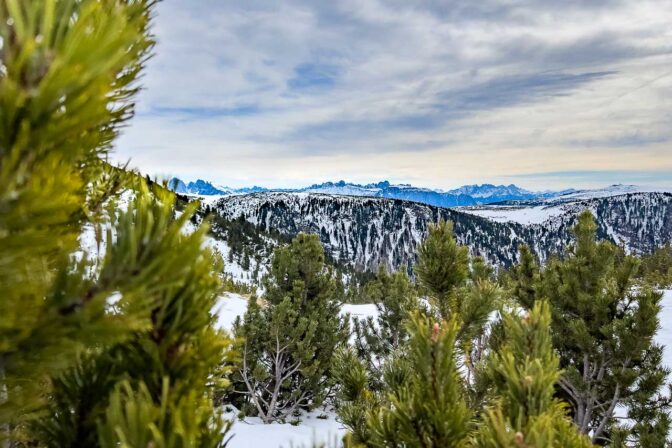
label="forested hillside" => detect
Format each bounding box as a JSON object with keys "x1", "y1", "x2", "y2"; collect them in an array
[{"x1": 206, "y1": 191, "x2": 672, "y2": 273}]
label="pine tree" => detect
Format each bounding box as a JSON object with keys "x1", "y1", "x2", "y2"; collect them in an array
[
  {"x1": 639, "y1": 243, "x2": 672, "y2": 288},
  {"x1": 415, "y1": 220, "x2": 470, "y2": 321},
  {"x1": 241, "y1": 249, "x2": 251, "y2": 271},
  {"x1": 1, "y1": 1, "x2": 233, "y2": 446},
  {"x1": 415, "y1": 220, "x2": 499, "y2": 388},
  {"x1": 32, "y1": 189, "x2": 235, "y2": 447},
  {"x1": 1, "y1": 0, "x2": 153, "y2": 437},
  {"x1": 474, "y1": 301, "x2": 592, "y2": 447},
  {"x1": 351, "y1": 267, "x2": 420, "y2": 381},
  {"x1": 339, "y1": 305, "x2": 590, "y2": 447},
  {"x1": 507, "y1": 245, "x2": 539, "y2": 310},
  {"x1": 232, "y1": 234, "x2": 347, "y2": 423},
  {"x1": 332, "y1": 348, "x2": 378, "y2": 447},
  {"x1": 367, "y1": 315, "x2": 473, "y2": 448},
  {"x1": 511, "y1": 211, "x2": 670, "y2": 445}
]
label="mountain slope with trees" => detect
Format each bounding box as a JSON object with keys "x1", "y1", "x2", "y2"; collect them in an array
[{"x1": 206, "y1": 191, "x2": 672, "y2": 273}]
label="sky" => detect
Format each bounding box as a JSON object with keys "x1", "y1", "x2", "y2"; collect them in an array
[{"x1": 113, "y1": 0, "x2": 672, "y2": 191}]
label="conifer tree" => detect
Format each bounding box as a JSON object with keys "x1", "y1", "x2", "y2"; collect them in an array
[
  {"x1": 415, "y1": 220, "x2": 499, "y2": 387},
  {"x1": 1, "y1": 1, "x2": 234, "y2": 446},
  {"x1": 32, "y1": 189, "x2": 234, "y2": 447},
  {"x1": 332, "y1": 348, "x2": 378, "y2": 447},
  {"x1": 475, "y1": 301, "x2": 592, "y2": 448},
  {"x1": 1, "y1": 0, "x2": 153, "y2": 436},
  {"x1": 507, "y1": 245, "x2": 539, "y2": 310},
  {"x1": 232, "y1": 234, "x2": 347, "y2": 423},
  {"x1": 639, "y1": 243, "x2": 672, "y2": 288},
  {"x1": 511, "y1": 211, "x2": 670, "y2": 445},
  {"x1": 338, "y1": 305, "x2": 590, "y2": 448},
  {"x1": 415, "y1": 220, "x2": 470, "y2": 320},
  {"x1": 351, "y1": 267, "x2": 420, "y2": 380},
  {"x1": 367, "y1": 315, "x2": 473, "y2": 447}
]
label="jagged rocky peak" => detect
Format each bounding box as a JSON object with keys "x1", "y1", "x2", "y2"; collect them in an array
[
  {"x1": 168, "y1": 177, "x2": 232, "y2": 195},
  {"x1": 169, "y1": 177, "x2": 188, "y2": 194}
]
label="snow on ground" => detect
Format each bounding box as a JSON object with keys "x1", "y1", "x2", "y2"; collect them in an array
[
  {"x1": 458, "y1": 185, "x2": 672, "y2": 225},
  {"x1": 460, "y1": 204, "x2": 568, "y2": 225},
  {"x1": 657, "y1": 290, "x2": 672, "y2": 370},
  {"x1": 213, "y1": 295, "x2": 377, "y2": 447},
  {"x1": 340, "y1": 303, "x2": 379, "y2": 321},
  {"x1": 225, "y1": 408, "x2": 345, "y2": 448},
  {"x1": 213, "y1": 293, "x2": 250, "y2": 331},
  {"x1": 616, "y1": 290, "x2": 672, "y2": 422},
  {"x1": 550, "y1": 185, "x2": 671, "y2": 202}
]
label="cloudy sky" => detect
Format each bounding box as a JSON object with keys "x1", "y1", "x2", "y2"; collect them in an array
[{"x1": 114, "y1": 0, "x2": 672, "y2": 190}]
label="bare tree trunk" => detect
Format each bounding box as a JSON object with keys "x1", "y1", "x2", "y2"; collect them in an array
[
  {"x1": 238, "y1": 337, "x2": 303, "y2": 424},
  {"x1": 592, "y1": 383, "x2": 620, "y2": 443}
]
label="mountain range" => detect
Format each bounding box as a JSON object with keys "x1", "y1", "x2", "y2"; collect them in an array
[{"x1": 170, "y1": 177, "x2": 577, "y2": 207}]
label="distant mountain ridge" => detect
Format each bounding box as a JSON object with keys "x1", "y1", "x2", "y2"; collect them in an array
[
  {"x1": 169, "y1": 177, "x2": 576, "y2": 207},
  {"x1": 207, "y1": 190, "x2": 672, "y2": 272}
]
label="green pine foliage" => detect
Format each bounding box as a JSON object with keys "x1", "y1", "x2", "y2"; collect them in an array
[
  {"x1": 510, "y1": 211, "x2": 670, "y2": 445},
  {"x1": 351, "y1": 267, "x2": 420, "y2": 382},
  {"x1": 475, "y1": 301, "x2": 592, "y2": 448},
  {"x1": 1, "y1": 1, "x2": 234, "y2": 446},
  {"x1": 507, "y1": 245, "x2": 539, "y2": 310},
  {"x1": 231, "y1": 234, "x2": 348, "y2": 423},
  {"x1": 367, "y1": 315, "x2": 473, "y2": 448},
  {"x1": 0, "y1": 0, "x2": 153, "y2": 432},
  {"x1": 332, "y1": 348, "x2": 378, "y2": 447},
  {"x1": 415, "y1": 220, "x2": 470, "y2": 320},
  {"x1": 337, "y1": 306, "x2": 590, "y2": 448},
  {"x1": 334, "y1": 220, "x2": 591, "y2": 448},
  {"x1": 415, "y1": 220, "x2": 500, "y2": 390},
  {"x1": 32, "y1": 189, "x2": 235, "y2": 447},
  {"x1": 639, "y1": 243, "x2": 672, "y2": 288}
]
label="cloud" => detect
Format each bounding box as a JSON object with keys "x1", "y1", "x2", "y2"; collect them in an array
[
  {"x1": 512, "y1": 170, "x2": 672, "y2": 188},
  {"x1": 114, "y1": 0, "x2": 672, "y2": 189}
]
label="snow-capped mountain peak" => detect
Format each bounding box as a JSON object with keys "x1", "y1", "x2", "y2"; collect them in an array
[
  {"x1": 170, "y1": 177, "x2": 669, "y2": 209},
  {"x1": 448, "y1": 183, "x2": 533, "y2": 198}
]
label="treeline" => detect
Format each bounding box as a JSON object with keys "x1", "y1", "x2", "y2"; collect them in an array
[{"x1": 639, "y1": 244, "x2": 672, "y2": 288}]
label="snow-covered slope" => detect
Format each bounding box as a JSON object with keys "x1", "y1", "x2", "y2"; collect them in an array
[
  {"x1": 209, "y1": 192, "x2": 532, "y2": 270},
  {"x1": 547, "y1": 184, "x2": 671, "y2": 203},
  {"x1": 658, "y1": 290, "x2": 672, "y2": 372},
  {"x1": 462, "y1": 185, "x2": 672, "y2": 224},
  {"x1": 459, "y1": 191, "x2": 672, "y2": 251},
  {"x1": 207, "y1": 191, "x2": 672, "y2": 272}
]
